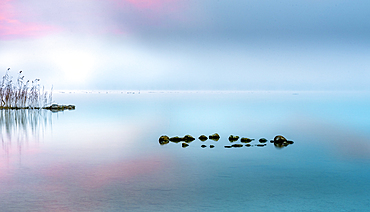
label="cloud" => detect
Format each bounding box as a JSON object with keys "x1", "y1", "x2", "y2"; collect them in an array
[
  {"x1": 0, "y1": 0, "x2": 197, "y2": 39},
  {"x1": 0, "y1": 0, "x2": 57, "y2": 39},
  {"x1": 2, "y1": 0, "x2": 370, "y2": 41},
  {"x1": 1, "y1": 0, "x2": 369, "y2": 91}
]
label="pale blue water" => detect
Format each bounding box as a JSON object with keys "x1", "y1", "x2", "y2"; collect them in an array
[{"x1": 1, "y1": 91, "x2": 370, "y2": 211}]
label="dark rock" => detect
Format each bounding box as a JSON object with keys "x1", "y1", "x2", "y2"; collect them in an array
[
  {"x1": 259, "y1": 138, "x2": 268, "y2": 143},
  {"x1": 209, "y1": 133, "x2": 220, "y2": 141},
  {"x1": 182, "y1": 143, "x2": 189, "y2": 148},
  {"x1": 256, "y1": 144, "x2": 266, "y2": 147},
  {"x1": 274, "y1": 142, "x2": 287, "y2": 149},
  {"x1": 44, "y1": 104, "x2": 76, "y2": 111},
  {"x1": 286, "y1": 140, "x2": 294, "y2": 144},
  {"x1": 228, "y1": 135, "x2": 239, "y2": 142},
  {"x1": 224, "y1": 145, "x2": 232, "y2": 148},
  {"x1": 159, "y1": 135, "x2": 170, "y2": 145},
  {"x1": 198, "y1": 135, "x2": 208, "y2": 141},
  {"x1": 201, "y1": 145, "x2": 207, "y2": 148},
  {"x1": 169, "y1": 136, "x2": 184, "y2": 143},
  {"x1": 51, "y1": 104, "x2": 58, "y2": 109},
  {"x1": 231, "y1": 144, "x2": 243, "y2": 148},
  {"x1": 210, "y1": 145, "x2": 215, "y2": 148},
  {"x1": 183, "y1": 135, "x2": 195, "y2": 143},
  {"x1": 245, "y1": 144, "x2": 252, "y2": 147},
  {"x1": 274, "y1": 135, "x2": 287, "y2": 143},
  {"x1": 273, "y1": 135, "x2": 294, "y2": 148},
  {"x1": 240, "y1": 138, "x2": 254, "y2": 143}
]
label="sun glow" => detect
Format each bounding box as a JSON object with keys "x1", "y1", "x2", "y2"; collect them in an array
[{"x1": 54, "y1": 49, "x2": 96, "y2": 84}]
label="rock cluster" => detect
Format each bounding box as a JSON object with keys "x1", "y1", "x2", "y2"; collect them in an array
[
  {"x1": 168, "y1": 135, "x2": 195, "y2": 143},
  {"x1": 158, "y1": 134, "x2": 294, "y2": 149}
]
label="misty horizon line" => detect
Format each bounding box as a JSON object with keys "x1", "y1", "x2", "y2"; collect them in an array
[{"x1": 52, "y1": 89, "x2": 370, "y2": 94}]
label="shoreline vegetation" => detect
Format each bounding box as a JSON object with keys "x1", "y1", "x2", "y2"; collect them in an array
[{"x1": 0, "y1": 68, "x2": 75, "y2": 111}]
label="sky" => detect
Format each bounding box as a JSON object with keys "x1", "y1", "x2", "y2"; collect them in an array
[{"x1": 0, "y1": 0, "x2": 369, "y2": 91}]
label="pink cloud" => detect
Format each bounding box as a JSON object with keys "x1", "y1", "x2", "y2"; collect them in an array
[
  {"x1": 0, "y1": 0, "x2": 196, "y2": 39},
  {"x1": 112, "y1": 0, "x2": 181, "y2": 10},
  {"x1": 110, "y1": 0, "x2": 190, "y2": 23},
  {"x1": 0, "y1": 0, "x2": 57, "y2": 39}
]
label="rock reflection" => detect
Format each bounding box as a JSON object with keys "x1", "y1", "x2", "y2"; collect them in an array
[{"x1": 0, "y1": 109, "x2": 53, "y2": 153}]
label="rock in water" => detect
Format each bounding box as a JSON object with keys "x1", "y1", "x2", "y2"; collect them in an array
[
  {"x1": 209, "y1": 133, "x2": 220, "y2": 141},
  {"x1": 198, "y1": 135, "x2": 208, "y2": 141},
  {"x1": 183, "y1": 135, "x2": 195, "y2": 143},
  {"x1": 273, "y1": 135, "x2": 294, "y2": 148},
  {"x1": 182, "y1": 143, "x2": 189, "y2": 148},
  {"x1": 228, "y1": 135, "x2": 239, "y2": 142},
  {"x1": 231, "y1": 144, "x2": 243, "y2": 148},
  {"x1": 240, "y1": 138, "x2": 254, "y2": 143},
  {"x1": 169, "y1": 136, "x2": 183, "y2": 143},
  {"x1": 159, "y1": 135, "x2": 170, "y2": 145},
  {"x1": 259, "y1": 138, "x2": 268, "y2": 143},
  {"x1": 273, "y1": 135, "x2": 287, "y2": 143}
]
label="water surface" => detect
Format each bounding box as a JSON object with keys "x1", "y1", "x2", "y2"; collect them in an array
[{"x1": 1, "y1": 91, "x2": 370, "y2": 211}]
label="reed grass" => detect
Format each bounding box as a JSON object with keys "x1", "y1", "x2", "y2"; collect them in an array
[{"x1": 0, "y1": 68, "x2": 52, "y2": 109}]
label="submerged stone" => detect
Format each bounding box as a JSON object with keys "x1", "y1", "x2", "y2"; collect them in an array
[
  {"x1": 256, "y1": 144, "x2": 266, "y2": 147},
  {"x1": 240, "y1": 138, "x2": 254, "y2": 143},
  {"x1": 201, "y1": 145, "x2": 207, "y2": 148},
  {"x1": 224, "y1": 145, "x2": 232, "y2": 148},
  {"x1": 209, "y1": 133, "x2": 220, "y2": 141},
  {"x1": 198, "y1": 135, "x2": 208, "y2": 141},
  {"x1": 245, "y1": 144, "x2": 252, "y2": 147},
  {"x1": 228, "y1": 135, "x2": 239, "y2": 142},
  {"x1": 210, "y1": 145, "x2": 215, "y2": 148},
  {"x1": 231, "y1": 144, "x2": 243, "y2": 148},
  {"x1": 259, "y1": 138, "x2": 268, "y2": 143},
  {"x1": 159, "y1": 135, "x2": 170, "y2": 145},
  {"x1": 182, "y1": 143, "x2": 189, "y2": 148}
]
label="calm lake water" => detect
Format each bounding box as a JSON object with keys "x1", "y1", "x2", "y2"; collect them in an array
[{"x1": 1, "y1": 91, "x2": 370, "y2": 212}]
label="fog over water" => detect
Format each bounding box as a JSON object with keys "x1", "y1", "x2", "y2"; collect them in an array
[{"x1": 1, "y1": 0, "x2": 369, "y2": 91}]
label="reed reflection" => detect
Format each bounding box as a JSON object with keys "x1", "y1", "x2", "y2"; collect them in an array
[{"x1": 0, "y1": 109, "x2": 52, "y2": 153}]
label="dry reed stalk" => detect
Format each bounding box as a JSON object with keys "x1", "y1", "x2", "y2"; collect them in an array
[{"x1": 0, "y1": 68, "x2": 53, "y2": 109}]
